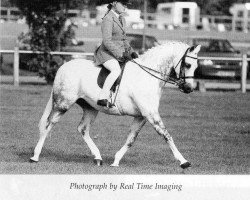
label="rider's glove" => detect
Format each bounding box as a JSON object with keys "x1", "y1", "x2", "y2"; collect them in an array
[
  {"x1": 131, "y1": 52, "x2": 138, "y2": 59},
  {"x1": 122, "y1": 51, "x2": 132, "y2": 62}
]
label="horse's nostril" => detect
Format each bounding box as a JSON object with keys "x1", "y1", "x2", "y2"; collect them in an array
[{"x1": 179, "y1": 82, "x2": 194, "y2": 93}]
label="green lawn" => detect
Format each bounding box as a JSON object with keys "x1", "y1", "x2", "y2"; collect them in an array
[{"x1": 0, "y1": 85, "x2": 249, "y2": 174}]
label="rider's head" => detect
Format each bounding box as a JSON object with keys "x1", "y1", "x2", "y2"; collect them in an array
[{"x1": 106, "y1": 0, "x2": 131, "y2": 14}]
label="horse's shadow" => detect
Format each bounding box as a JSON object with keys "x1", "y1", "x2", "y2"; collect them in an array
[
  {"x1": 16, "y1": 147, "x2": 139, "y2": 167},
  {"x1": 16, "y1": 147, "x2": 93, "y2": 164}
]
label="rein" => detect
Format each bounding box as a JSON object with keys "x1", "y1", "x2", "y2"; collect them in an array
[
  {"x1": 131, "y1": 59, "x2": 181, "y2": 86},
  {"x1": 131, "y1": 48, "x2": 197, "y2": 86}
]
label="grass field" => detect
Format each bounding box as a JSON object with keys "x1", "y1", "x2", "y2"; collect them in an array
[{"x1": 0, "y1": 84, "x2": 249, "y2": 174}]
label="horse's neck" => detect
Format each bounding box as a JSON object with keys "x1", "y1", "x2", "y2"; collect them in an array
[
  {"x1": 129, "y1": 59, "x2": 170, "y2": 92},
  {"x1": 135, "y1": 44, "x2": 187, "y2": 91},
  {"x1": 140, "y1": 49, "x2": 178, "y2": 79},
  {"x1": 141, "y1": 43, "x2": 189, "y2": 77}
]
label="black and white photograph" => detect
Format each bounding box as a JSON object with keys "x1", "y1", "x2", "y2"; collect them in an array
[{"x1": 0, "y1": 0, "x2": 249, "y2": 199}]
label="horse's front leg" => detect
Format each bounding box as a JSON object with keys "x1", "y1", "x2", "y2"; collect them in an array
[
  {"x1": 146, "y1": 112, "x2": 191, "y2": 169},
  {"x1": 111, "y1": 116, "x2": 146, "y2": 167}
]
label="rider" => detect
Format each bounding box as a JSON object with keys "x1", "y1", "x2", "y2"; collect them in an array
[{"x1": 95, "y1": 0, "x2": 138, "y2": 107}]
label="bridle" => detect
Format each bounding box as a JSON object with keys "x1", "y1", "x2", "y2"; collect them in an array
[
  {"x1": 131, "y1": 47, "x2": 198, "y2": 87},
  {"x1": 175, "y1": 47, "x2": 198, "y2": 85}
]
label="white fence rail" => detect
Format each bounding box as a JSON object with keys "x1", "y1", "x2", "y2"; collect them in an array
[
  {"x1": 0, "y1": 48, "x2": 249, "y2": 93},
  {"x1": 1, "y1": 47, "x2": 94, "y2": 86}
]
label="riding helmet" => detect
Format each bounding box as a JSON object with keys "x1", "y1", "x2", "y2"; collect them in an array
[{"x1": 99, "y1": 0, "x2": 131, "y2": 6}]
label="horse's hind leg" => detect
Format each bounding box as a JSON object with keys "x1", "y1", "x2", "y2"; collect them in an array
[
  {"x1": 30, "y1": 108, "x2": 66, "y2": 162},
  {"x1": 111, "y1": 116, "x2": 146, "y2": 167},
  {"x1": 30, "y1": 91, "x2": 73, "y2": 162},
  {"x1": 77, "y1": 100, "x2": 101, "y2": 165}
]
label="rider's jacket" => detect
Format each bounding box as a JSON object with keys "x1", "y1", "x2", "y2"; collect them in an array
[{"x1": 94, "y1": 10, "x2": 133, "y2": 65}]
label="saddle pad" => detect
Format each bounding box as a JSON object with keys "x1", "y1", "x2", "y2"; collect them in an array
[{"x1": 97, "y1": 62, "x2": 125, "y2": 93}]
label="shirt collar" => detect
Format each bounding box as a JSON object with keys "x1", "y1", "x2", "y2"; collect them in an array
[{"x1": 111, "y1": 9, "x2": 120, "y2": 19}]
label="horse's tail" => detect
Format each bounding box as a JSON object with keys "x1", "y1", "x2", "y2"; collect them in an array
[{"x1": 38, "y1": 90, "x2": 53, "y2": 133}]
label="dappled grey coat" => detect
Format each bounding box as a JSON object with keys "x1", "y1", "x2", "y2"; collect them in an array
[{"x1": 94, "y1": 10, "x2": 133, "y2": 65}]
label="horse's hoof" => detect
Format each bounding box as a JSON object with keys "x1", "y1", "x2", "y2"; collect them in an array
[
  {"x1": 29, "y1": 158, "x2": 38, "y2": 163},
  {"x1": 180, "y1": 162, "x2": 191, "y2": 169},
  {"x1": 110, "y1": 163, "x2": 119, "y2": 167},
  {"x1": 94, "y1": 159, "x2": 103, "y2": 166}
]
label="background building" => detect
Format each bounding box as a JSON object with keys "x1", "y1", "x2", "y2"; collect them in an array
[
  {"x1": 230, "y1": 3, "x2": 250, "y2": 32},
  {"x1": 155, "y1": 2, "x2": 200, "y2": 30}
]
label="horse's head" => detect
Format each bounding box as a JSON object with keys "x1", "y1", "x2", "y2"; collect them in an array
[{"x1": 174, "y1": 45, "x2": 201, "y2": 94}]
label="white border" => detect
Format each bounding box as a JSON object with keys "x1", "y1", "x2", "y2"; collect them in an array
[{"x1": 0, "y1": 175, "x2": 249, "y2": 200}]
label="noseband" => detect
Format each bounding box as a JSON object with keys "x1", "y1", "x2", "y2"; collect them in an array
[{"x1": 131, "y1": 47, "x2": 198, "y2": 87}]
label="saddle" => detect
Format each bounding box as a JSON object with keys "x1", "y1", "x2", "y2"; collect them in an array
[{"x1": 97, "y1": 62, "x2": 126, "y2": 93}]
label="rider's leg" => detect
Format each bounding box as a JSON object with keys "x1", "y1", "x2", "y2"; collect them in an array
[{"x1": 98, "y1": 59, "x2": 121, "y2": 101}]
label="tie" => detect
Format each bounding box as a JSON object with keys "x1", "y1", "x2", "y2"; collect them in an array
[{"x1": 119, "y1": 15, "x2": 123, "y2": 26}]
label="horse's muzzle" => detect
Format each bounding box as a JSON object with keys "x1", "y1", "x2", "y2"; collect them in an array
[{"x1": 179, "y1": 82, "x2": 193, "y2": 94}]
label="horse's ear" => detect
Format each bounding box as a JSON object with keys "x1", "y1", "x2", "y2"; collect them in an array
[{"x1": 190, "y1": 45, "x2": 201, "y2": 53}]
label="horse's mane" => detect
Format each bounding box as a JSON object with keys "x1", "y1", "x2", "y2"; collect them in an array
[{"x1": 139, "y1": 41, "x2": 190, "y2": 72}]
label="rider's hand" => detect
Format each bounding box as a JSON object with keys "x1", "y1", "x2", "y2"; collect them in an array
[
  {"x1": 131, "y1": 52, "x2": 138, "y2": 59},
  {"x1": 122, "y1": 51, "x2": 132, "y2": 62}
]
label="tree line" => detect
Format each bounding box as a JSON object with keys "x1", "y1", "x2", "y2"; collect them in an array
[{"x1": 2, "y1": 0, "x2": 250, "y2": 15}]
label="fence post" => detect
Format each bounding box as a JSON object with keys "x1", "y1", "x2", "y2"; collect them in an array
[
  {"x1": 241, "y1": 54, "x2": 247, "y2": 93},
  {"x1": 196, "y1": 80, "x2": 206, "y2": 92},
  {"x1": 14, "y1": 46, "x2": 20, "y2": 86}
]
